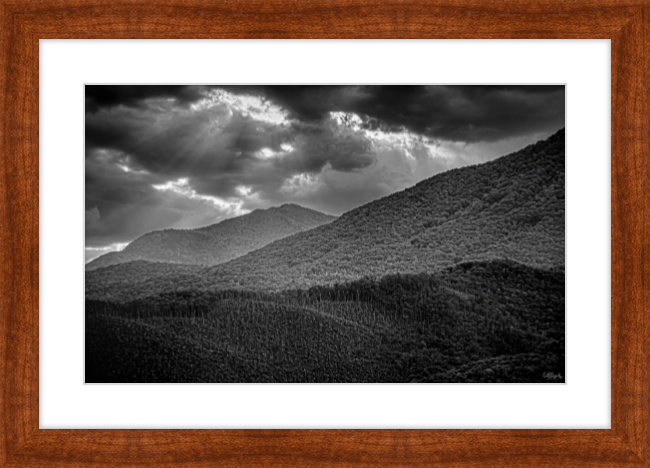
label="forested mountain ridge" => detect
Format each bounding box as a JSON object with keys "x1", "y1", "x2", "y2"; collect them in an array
[
  {"x1": 201, "y1": 127, "x2": 565, "y2": 289},
  {"x1": 86, "y1": 128, "x2": 564, "y2": 301},
  {"x1": 85, "y1": 204, "x2": 335, "y2": 271}
]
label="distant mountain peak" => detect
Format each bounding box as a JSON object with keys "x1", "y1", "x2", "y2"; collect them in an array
[
  {"x1": 260, "y1": 203, "x2": 321, "y2": 212},
  {"x1": 86, "y1": 204, "x2": 335, "y2": 271}
]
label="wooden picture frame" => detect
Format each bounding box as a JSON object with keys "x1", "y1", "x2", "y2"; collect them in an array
[{"x1": 0, "y1": 0, "x2": 644, "y2": 466}]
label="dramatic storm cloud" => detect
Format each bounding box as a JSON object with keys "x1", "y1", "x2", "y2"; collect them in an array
[{"x1": 85, "y1": 85, "x2": 564, "y2": 260}]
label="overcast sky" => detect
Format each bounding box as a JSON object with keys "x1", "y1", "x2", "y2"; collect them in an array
[{"x1": 85, "y1": 85, "x2": 565, "y2": 262}]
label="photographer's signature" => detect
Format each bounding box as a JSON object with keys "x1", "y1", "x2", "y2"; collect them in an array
[{"x1": 543, "y1": 372, "x2": 563, "y2": 382}]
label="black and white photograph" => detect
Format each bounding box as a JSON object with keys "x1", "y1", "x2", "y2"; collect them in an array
[{"x1": 85, "y1": 85, "x2": 565, "y2": 383}]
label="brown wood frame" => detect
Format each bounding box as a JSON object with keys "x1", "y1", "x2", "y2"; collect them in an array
[{"x1": 0, "y1": 0, "x2": 644, "y2": 466}]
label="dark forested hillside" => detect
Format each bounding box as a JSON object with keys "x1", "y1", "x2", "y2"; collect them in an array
[
  {"x1": 86, "y1": 204, "x2": 335, "y2": 271},
  {"x1": 86, "y1": 260, "x2": 565, "y2": 383},
  {"x1": 86, "y1": 128, "x2": 565, "y2": 301}
]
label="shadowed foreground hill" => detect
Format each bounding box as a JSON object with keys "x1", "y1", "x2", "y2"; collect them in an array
[
  {"x1": 86, "y1": 260, "x2": 565, "y2": 383},
  {"x1": 86, "y1": 204, "x2": 335, "y2": 271},
  {"x1": 86, "y1": 129, "x2": 565, "y2": 301}
]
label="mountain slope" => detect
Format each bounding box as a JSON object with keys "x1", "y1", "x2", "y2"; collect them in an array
[
  {"x1": 86, "y1": 204, "x2": 335, "y2": 271},
  {"x1": 202, "y1": 128, "x2": 565, "y2": 290},
  {"x1": 86, "y1": 128, "x2": 564, "y2": 300}
]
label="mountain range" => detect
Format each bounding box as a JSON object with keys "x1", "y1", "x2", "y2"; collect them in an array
[
  {"x1": 86, "y1": 128, "x2": 565, "y2": 302},
  {"x1": 86, "y1": 204, "x2": 335, "y2": 271}
]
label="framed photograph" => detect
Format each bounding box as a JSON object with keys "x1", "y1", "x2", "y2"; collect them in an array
[{"x1": 1, "y1": 1, "x2": 644, "y2": 466}]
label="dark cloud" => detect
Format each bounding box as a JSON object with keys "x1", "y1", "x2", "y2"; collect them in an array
[
  {"x1": 85, "y1": 97, "x2": 376, "y2": 199},
  {"x1": 278, "y1": 120, "x2": 376, "y2": 174},
  {"x1": 219, "y1": 85, "x2": 565, "y2": 143},
  {"x1": 88, "y1": 85, "x2": 564, "y2": 144},
  {"x1": 85, "y1": 85, "x2": 204, "y2": 113},
  {"x1": 85, "y1": 85, "x2": 564, "y2": 254}
]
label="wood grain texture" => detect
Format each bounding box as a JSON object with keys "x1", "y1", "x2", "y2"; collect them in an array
[{"x1": 0, "y1": 0, "x2": 647, "y2": 466}]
